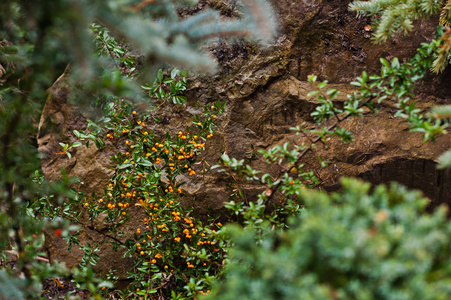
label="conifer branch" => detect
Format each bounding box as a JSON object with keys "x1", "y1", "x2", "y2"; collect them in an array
[
  {"x1": 350, "y1": 0, "x2": 446, "y2": 43},
  {"x1": 432, "y1": 26, "x2": 451, "y2": 73},
  {"x1": 350, "y1": 0, "x2": 451, "y2": 71},
  {"x1": 440, "y1": 0, "x2": 451, "y2": 27},
  {"x1": 429, "y1": 104, "x2": 451, "y2": 119}
]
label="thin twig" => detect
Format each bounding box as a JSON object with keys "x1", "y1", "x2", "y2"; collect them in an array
[{"x1": 264, "y1": 95, "x2": 376, "y2": 204}]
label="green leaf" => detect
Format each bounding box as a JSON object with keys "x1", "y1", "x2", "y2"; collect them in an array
[
  {"x1": 318, "y1": 80, "x2": 328, "y2": 89},
  {"x1": 137, "y1": 289, "x2": 157, "y2": 295},
  {"x1": 117, "y1": 163, "x2": 132, "y2": 170},
  {"x1": 361, "y1": 70, "x2": 368, "y2": 82},
  {"x1": 307, "y1": 91, "x2": 320, "y2": 97},
  {"x1": 93, "y1": 139, "x2": 100, "y2": 149},
  {"x1": 98, "y1": 138, "x2": 105, "y2": 149},
  {"x1": 391, "y1": 57, "x2": 400, "y2": 69},
  {"x1": 139, "y1": 159, "x2": 154, "y2": 167},
  {"x1": 73, "y1": 130, "x2": 82, "y2": 138},
  {"x1": 221, "y1": 153, "x2": 230, "y2": 163},
  {"x1": 171, "y1": 68, "x2": 178, "y2": 79},
  {"x1": 326, "y1": 89, "x2": 339, "y2": 100},
  {"x1": 307, "y1": 74, "x2": 317, "y2": 83},
  {"x1": 380, "y1": 58, "x2": 390, "y2": 68}
]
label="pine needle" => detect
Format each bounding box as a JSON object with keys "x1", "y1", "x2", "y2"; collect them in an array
[
  {"x1": 439, "y1": 0, "x2": 451, "y2": 27},
  {"x1": 432, "y1": 26, "x2": 451, "y2": 73},
  {"x1": 241, "y1": 0, "x2": 278, "y2": 43},
  {"x1": 429, "y1": 104, "x2": 451, "y2": 119},
  {"x1": 437, "y1": 148, "x2": 451, "y2": 169}
]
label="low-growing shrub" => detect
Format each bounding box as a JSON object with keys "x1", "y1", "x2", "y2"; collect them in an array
[
  {"x1": 206, "y1": 178, "x2": 451, "y2": 300},
  {"x1": 34, "y1": 70, "x2": 229, "y2": 299}
]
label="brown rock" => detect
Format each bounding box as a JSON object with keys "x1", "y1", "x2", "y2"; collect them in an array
[{"x1": 38, "y1": 0, "x2": 451, "y2": 277}]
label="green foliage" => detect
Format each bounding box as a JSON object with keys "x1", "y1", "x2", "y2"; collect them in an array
[
  {"x1": 349, "y1": 0, "x2": 445, "y2": 43},
  {"x1": 351, "y1": 41, "x2": 448, "y2": 142},
  {"x1": 0, "y1": 269, "x2": 28, "y2": 300},
  {"x1": 349, "y1": 1, "x2": 451, "y2": 167},
  {"x1": 350, "y1": 0, "x2": 451, "y2": 73},
  {"x1": 90, "y1": 23, "x2": 137, "y2": 77},
  {"x1": 213, "y1": 39, "x2": 443, "y2": 242},
  {"x1": 142, "y1": 69, "x2": 188, "y2": 105},
  {"x1": 35, "y1": 70, "x2": 229, "y2": 299},
  {"x1": 440, "y1": 0, "x2": 451, "y2": 27},
  {"x1": 3, "y1": 0, "x2": 451, "y2": 299},
  {"x1": 203, "y1": 38, "x2": 451, "y2": 299},
  {"x1": 436, "y1": 148, "x2": 451, "y2": 169},
  {"x1": 432, "y1": 26, "x2": 451, "y2": 73},
  {"x1": 205, "y1": 178, "x2": 451, "y2": 300},
  {"x1": 427, "y1": 103, "x2": 451, "y2": 168},
  {"x1": 1, "y1": 0, "x2": 278, "y2": 83},
  {"x1": 1, "y1": 0, "x2": 277, "y2": 298}
]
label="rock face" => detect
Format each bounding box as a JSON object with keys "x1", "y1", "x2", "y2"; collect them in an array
[{"x1": 38, "y1": 0, "x2": 451, "y2": 277}]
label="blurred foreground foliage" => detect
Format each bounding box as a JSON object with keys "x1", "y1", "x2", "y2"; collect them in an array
[
  {"x1": 0, "y1": 0, "x2": 277, "y2": 298},
  {"x1": 206, "y1": 178, "x2": 451, "y2": 300},
  {"x1": 2, "y1": 0, "x2": 451, "y2": 299}
]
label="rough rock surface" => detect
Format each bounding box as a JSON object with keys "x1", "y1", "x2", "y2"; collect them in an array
[{"x1": 38, "y1": 0, "x2": 451, "y2": 278}]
